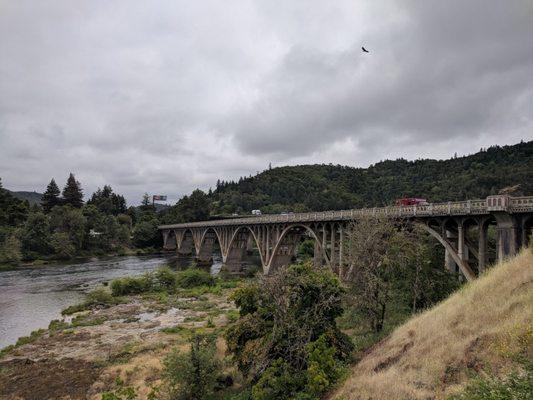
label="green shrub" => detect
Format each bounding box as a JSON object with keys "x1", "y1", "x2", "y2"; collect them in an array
[
  {"x1": 109, "y1": 268, "x2": 180, "y2": 296},
  {"x1": 154, "y1": 266, "x2": 177, "y2": 291},
  {"x1": 162, "y1": 334, "x2": 220, "y2": 400},
  {"x1": 176, "y1": 268, "x2": 215, "y2": 288},
  {"x1": 62, "y1": 287, "x2": 118, "y2": 315},
  {"x1": 110, "y1": 274, "x2": 152, "y2": 296},
  {"x1": 448, "y1": 364, "x2": 532, "y2": 400},
  {"x1": 225, "y1": 263, "x2": 352, "y2": 399}
]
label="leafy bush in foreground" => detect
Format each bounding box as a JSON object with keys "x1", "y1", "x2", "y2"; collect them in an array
[
  {"x1": 162, "y1": 334, "x2": 220, "y2": 400},
  {"x1": 226, "y1": 263, "x2": 352, "y2": 400}
]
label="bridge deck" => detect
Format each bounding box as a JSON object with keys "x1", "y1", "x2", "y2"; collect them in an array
[{"x1": 159, "y1": 196, "x2": 533, "y2": 229}]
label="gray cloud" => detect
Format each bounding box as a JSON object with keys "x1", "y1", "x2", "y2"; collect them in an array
[{"x1": 1, "y1": 0, "x2": 532, "y2": 204}]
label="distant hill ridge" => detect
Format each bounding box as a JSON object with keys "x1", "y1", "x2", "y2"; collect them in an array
[
  {"x1": 206, "y1": 140, "x2": 533, "y2": 215},
  {"x1": 7, "y1": 190, "x2": 43, "y2": 206}
]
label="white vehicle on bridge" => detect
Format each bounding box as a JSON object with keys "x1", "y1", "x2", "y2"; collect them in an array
[{"x1": 251, "y1": 209, "x2": 262, "y2": 216}]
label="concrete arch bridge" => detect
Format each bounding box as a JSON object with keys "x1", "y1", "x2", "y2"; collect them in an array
[{"x1": 159, "y1": 195, "x2": 533, "y2": 281}]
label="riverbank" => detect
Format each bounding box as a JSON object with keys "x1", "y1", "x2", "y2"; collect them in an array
[
  {"x1": 0, "y1": 254, "x2": 183, "y2": 349},
  {"x1": 0, "y1": 277, "x2": 240, "y2": 399},
  {"x1": 0, "y1": 247, "x2": 167, "y2": 271}
]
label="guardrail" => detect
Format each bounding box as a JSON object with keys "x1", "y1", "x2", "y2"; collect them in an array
[{"x1": 159, "y1": 195, "x2": 533, "y2": 230}]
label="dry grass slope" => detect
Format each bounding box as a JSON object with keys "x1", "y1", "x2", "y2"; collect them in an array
[{"x1": 332, "y1": 250, "x2": 533, "y2": 400}]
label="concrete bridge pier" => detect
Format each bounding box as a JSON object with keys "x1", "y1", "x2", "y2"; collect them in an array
[
  {"x1": 177, "y1": 233, "x2": 194, "y2": 258},
  {"x1": 494, "y1": 213, "x2": 520, "y2": 262},
  {"x1": 477, "y1": 221, "x2": 488, "y2": 273},
  {"x1": 444, "y1": 230, "x2": 458, "y2": 273},
  {"x1": 195, "y1": 230, "x2": 217, "y2": 266},
  {"x1": 223, "y1": 230, "x2": 250, "y2": 273}
]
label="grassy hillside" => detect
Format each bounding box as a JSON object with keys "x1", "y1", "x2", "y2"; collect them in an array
[
  {"x1": 209, "y1": 141, "x2": 533, "y2": 214},
  {"x1": 332, "y1": 250, "x2": 533, "y2": 400}
]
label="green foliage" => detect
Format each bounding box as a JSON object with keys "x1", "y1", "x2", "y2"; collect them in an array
[
  {"x1": 109, "y1": 267, "x2": 215, "y2": 296},
  {"x1": 0, "y1": 175, "x2": 137, "y2": 262},
  {"x1": 252, "y1": 359, "x2": 306, "y2": 400},
  {"x1": 62, "y1": 287, "x2": 119, "y2": 314},
  {"x1": 1, "y1": 233, "x2": 22, "y2": 264},
  {"x1": 21, "y1": 212, "x2": 51, "y2": 256},
  {"x1": 305, "y1": 335, "x2": 343, "y2": 395},
  {"x1": 88, "y1": 185, "x2": 126, "y2": 216},
  {"x1": 154, "y1": 266, "x2": 177, "y2": 291},
  {"x1": 298, "y1": 239, "x2": 315, "y2": 261},
  {"x1": 110, "y1": 275, "x2": 153, "y2": 296},
  {"x1": 160, "y1": 189, "x2": 210, "y2": 224},
  {"x1": 50, "y1": 232, "x2": 76, "y2": 259},
  {"x1": 62, "y1": 172, "x2": 84, "y2": 208},
  {"x1": 41, "y1": 179, "x2": 61, "y2": 213},
  {"x1": 176, "y1": 268, "x2": 215, "y2": 288},
  {"x1": 162, "y1": 334, "x2": 220, "y2": 400},
  {"x1": 133, "y1": 219, "x2": 160, "y2": 248},
  {"x1": 0, "y1": 179, "x2": 29, "y2": 227},
  {"x1": 230, "y1": 283, "x2": 259, "y2": 316},
  {"x1": 225, "y1": 263, "x2": 352, "y2": 399},
  {"x1": 448, "y1": 363, "x2": 532, "y2": 400},
  {"x1": 201, "y1": 141, "x2": 533, "y2": 214}
]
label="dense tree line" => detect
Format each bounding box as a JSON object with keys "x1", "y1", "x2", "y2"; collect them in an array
[
  {"x1": 162, "y1": 141, "x2": 532, "y2": 220},
  {"x1": 0, "y1": 174, "x2": 161, "y2": 265}
]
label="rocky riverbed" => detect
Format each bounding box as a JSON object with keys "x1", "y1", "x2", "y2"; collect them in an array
[{"x1": 0, "y1": 288, "x2": 237, "y2": 400}]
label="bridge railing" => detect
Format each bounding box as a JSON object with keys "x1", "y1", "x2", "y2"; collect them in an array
[{"x1": 159, "y1": 195, "x2": 533, "y2": 230}]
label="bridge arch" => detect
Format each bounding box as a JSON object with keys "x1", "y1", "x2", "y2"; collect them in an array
[
  {"x1": 163, "y1": 229, "x2": 177, "y2": 250},
  {"x1": 195, "y1": 227, "x2": 223, "y2": 264},
  {"x1": 417, "y1": 223, "x2": 476, "y2": 281},
  {"x1": 177, "y1": 228, "x2": 195, "y2": 256},
  {"x1": 267, "y1": 223, "x2": 330, "y2": 274},
  {"x1": 227, "y1": 226, "x2": 264, "y2": 265}
]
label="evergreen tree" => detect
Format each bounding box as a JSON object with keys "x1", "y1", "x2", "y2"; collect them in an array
[
  {"x1": 87, "y1": 185, "x2": 127, "y2": 215},
  {"x1": 140, "y1": 193, "x2": 153, "y2": 212},
  {"x1": 42, "y1": 178, "x2": 61, "y2": 213},
  {"x1": 62, "y1": 173, "x2": 83, "y2": 208}
]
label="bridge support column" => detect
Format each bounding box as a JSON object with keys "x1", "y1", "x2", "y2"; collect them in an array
[
  {"x1": 224, "y1": 230, "x2": 249, "y2": 274},
  {"x1": 178, "y1": 235, "x2": 194, "y2": 257},
  {"x1": 444, "y1": 230, "x2": 457, "y2": 273},
  {"x1": 478, "y1": 222, "x2": 487, "y2": 273},
  {"x1": 313, "y1": 240, "x2": 323, "y2": 268},
  {"x1": 196, "y1": 231, "x2": 217, "y2": 266},
  {"x1": 338, "y1": 225, "x2": 345, "y2": 277},
  {"x1": 494, "y1": 213, "x2": 519, "y2": 263}
]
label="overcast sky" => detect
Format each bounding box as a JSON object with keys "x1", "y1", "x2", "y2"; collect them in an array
[{"x1": 1, "y1": 1, "x2": 532, "y2": 205}]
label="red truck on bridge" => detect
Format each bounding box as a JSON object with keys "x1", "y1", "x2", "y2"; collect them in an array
[{"x1": 395, "y1": 197, "x2": 429, "y2": 206}]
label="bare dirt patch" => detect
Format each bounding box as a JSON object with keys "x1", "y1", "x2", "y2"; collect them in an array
[{"x1": 0, "y1": 358, "x2": 101, "y2": 400}]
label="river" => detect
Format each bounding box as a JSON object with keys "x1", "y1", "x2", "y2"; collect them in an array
[{"x1": 0, "y1": 255, "x2": 223, "y2": 349}]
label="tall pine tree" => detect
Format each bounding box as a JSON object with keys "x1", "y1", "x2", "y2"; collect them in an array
[
  {"x1": 42, "y1": 178, "x2": 61, "y2": 212},
  {"x1": 62, "y1": 173, "x2": 83, "y2": 208}
]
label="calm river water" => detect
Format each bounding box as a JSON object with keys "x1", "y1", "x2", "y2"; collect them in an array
[{"x1": 0, "y1": 255, "x2": 223, "y2": 349}]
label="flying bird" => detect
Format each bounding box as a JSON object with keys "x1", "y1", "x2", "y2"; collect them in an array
[{"x1": 362, "y1": 46, "x2": 369, "y2": 53}]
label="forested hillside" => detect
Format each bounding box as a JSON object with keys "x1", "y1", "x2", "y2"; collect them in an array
[
  {"x1": 7, "y1": 190, "x2": 43, "y2": 206},
  {"x1": 161, "y1": 141, "x2": 533, "y2": 222}
]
